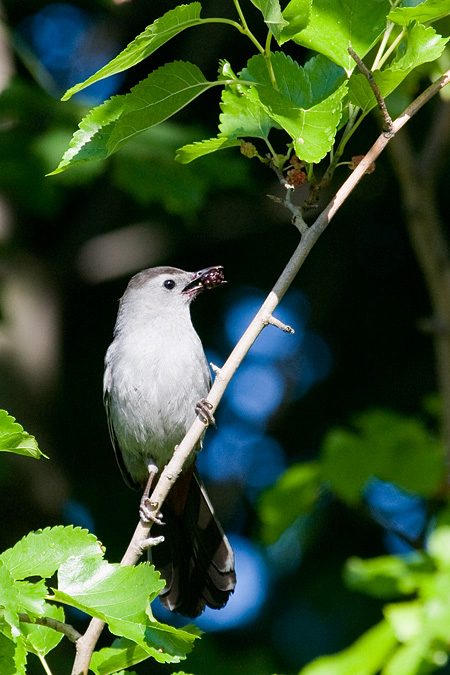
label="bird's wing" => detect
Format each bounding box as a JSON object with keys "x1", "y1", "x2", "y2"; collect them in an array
[{"x1": 103, "y1": 387, "x2": 140, "y2": 490}]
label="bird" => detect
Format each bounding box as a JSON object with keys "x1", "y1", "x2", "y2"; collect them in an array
[{"x1": 103, "y1": 265, "x2": 236, "y2": 618}]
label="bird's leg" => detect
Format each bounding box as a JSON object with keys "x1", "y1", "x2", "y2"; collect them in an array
[
  {"x1": 196, "y1": 399, "x2": 215, "y2": 426},
  {"x1": 140, "y1": 459, "x2": 164, "y2": 525}
]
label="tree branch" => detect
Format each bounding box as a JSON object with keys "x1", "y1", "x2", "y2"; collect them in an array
[{"x1": 71, "y1": 67, "x2": 450, "y2": 675}]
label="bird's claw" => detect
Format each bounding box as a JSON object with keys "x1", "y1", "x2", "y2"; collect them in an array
[
  {"x1": 196, "y1": 398, "x2": 215, "y2": 425},
  {"x1": 140, "y1": 497, "x2": 165, "y2": 525}
]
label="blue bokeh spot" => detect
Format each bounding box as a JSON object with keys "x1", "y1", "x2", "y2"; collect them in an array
[
  {"x1": 225, "y1": 362, "x2": 285, "y2": 422},
  {"x1": 200, "y1": 422, "x2": 286, "y2": 490},
  {"x1": 224, "y1": 289, "x2": 309, "y2": 360}
]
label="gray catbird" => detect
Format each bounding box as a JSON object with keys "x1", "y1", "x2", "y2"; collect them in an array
[{"x1": 103, "y1": 266, "x2": 236, "y2": 618}]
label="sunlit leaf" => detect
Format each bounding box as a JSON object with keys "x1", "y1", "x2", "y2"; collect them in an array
[
  {"x1": 382, "y1": 636, "x2": 431, "y2": 675},
  {"x1": 62, "y1": 3, "x2": 206, "y2": 100},
  {"x1": 53, "y1": 555, "x2": 197, "y2": 663},
  {"x1": 249, "y1": 0, "x2": 288, "y2": 40},
  {"x1": 298, "y1": 620, "x2": 397, "y2": 675},
  {"x1": 0, "y1": 562, "x2": 20, "y2": 637},
  {"x1": 389, "y1": 0, "x2": 450, "y2": 26},
  {"x1": 15, "y1": 579, "x2": 47, "y2": 618},
  {"x1": 280, "y1": 0, "x2": 312, "y2": 44},
  {"x1": 175, "y1": 137, "x2": 242, "y2": 163},
  {"x1": 0, "y1": 410, "x2": 46, "y2": 459},
  {"x1": 51, "y1": 62, "x2": 219, "y2": 174},
  {"x1": 0, "y1": 526, "x2": 102, "y2": 579},
  {"x1": 384, "y1": 601, "x2": 424, "y2": 642},
  {"x1": 344, "y1": 554, "x2": 431, "y2": 599},
  {"x1": 219, "y1": 86, "x2": 280, "y2": 140},
  {"x1": 20, "y1": 604, "x2": 65, "y2": 657},
  {"x1": 288, "y1": 0, "x2": 391, "y2": 72},
  {"x1": 90, "y1": 638, "x2": 159, "y2": 675},
  {"x1": 349, "y1": 24, "x2": 449, "y2": 113},
  {"x1": 240, "y1": 52, "x2": 347, "y2": 162}
]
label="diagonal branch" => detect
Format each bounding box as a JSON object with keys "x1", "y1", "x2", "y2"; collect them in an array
[
  {"x1": 71, "y1": 67, "x2": 450, "y2": 675},
  {"x1": 123, "y1": 68, "x2": 450, "y2": 565}
]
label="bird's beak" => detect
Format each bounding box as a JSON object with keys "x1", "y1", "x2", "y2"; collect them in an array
[{"x1": 182, "y1": 266, "x2": 227, "y2": 296}]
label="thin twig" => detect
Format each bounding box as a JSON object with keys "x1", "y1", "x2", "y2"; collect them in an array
[
  {"x1": 267, "y1": 316, "x2": 295, "y2": 333},
  {"x1": 72, "y1": 66, "x2": 450, "y2": 675},
  {"x1": 18, "y1": 613, "x2": 82, "y2": 643},
  {"x1": 348, "y1": 47, "x2": 394, "y2": 137}
]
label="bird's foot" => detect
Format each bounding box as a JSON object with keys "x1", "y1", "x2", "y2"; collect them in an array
[
  {"x1": 140, "y1": 496, "x2": 165, "y2": 526},
  {"x1": 196, "y1": 398, "x2": 215, "y2": 425}
]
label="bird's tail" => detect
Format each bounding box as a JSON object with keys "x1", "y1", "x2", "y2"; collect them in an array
[{"x1": 151, "y1": 467, "x2": 236, "y2": 618}]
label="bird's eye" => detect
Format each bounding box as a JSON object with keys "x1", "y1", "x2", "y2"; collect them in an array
[{"x1": 163, "y1": 279, "x2": 176, "y2": 290}]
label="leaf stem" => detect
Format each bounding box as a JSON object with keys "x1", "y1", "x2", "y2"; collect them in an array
[
  {"x1": 264, "y1": 32, "x2": 278, "y2": 90},
  {"x1": 372, "y1": 21, "x2": 396, "y2": 70},
  {"x1": 38, "y1": 655, "x2": 53, "y2": 675},
  {"x1": 265, "y1": 137, "x2": 278, "y2": 160},
  {"x1": 375, "y1": 27, "x2": 406, "y2": 70},
  {"x1": 231, "y1": 0, "x2": 265, "y2": 53},
  {"x1": 325, "y1": 106, "x2": 365, "y2": 180}
]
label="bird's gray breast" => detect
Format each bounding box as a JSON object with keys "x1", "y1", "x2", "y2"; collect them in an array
[{"x1": 104, "y1": 321, "x2": 210, "y2": 480}]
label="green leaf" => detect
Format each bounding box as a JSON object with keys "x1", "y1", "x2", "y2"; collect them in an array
[
  {"x1": 321, "y1": 409, "x2": 445, "y2": 503},
  {"x1": 219, "y1": 85, "x2": 280, "y2": 140},
  {"x1": 0, "y1": 526, "x2": 102, "y2": 579},
  {"x1": 280, "y1": 0, "x2": 312, "y2": 44},
  {"x1": 344, "y1": 554, "x2": 431, "y2": 599},
  {"x1": 175, "y1": 137, "x2": 242, "y2": 163},
  {"x1": 240, "y1": 52, "x2": 347, "y2": 162},
  {"x1": 90, "y1": 638, "x2": 156, "y2": 675},
  {"x1": 56, "y1": 556, "x2": 163, "y2": 621},
  {"x1": 321, "y1": 428, "x2": 370, "y2": 503},
  {"x1": 427, "y1": 524, "x2": 450, "y2": 570},
  {"x1": 106, "y1": 616, "x2": 198, "y2": 664},
  {"x1": 389, "y1": 0, "x2": 450, "y2": 26},
  {"x1": 51, "y1": 62, "x2": 219, "y2": 174},
  {"x1": 176, "y1": 58, "x2": 280, "y2": 163},
  {"x1": 249, "y1": 0, "x2": 288, "y2": 40},
  {"x1": 0, "y1": 631, "x2": 27, "y2": 675},
  {"x1": 0, "y1": 562, "x2": 21, "y2": 637},
  {"x1": 15, "y1": 580, "x2": 47, "y2": 618},
  {"x1": 53, "y1": 555, "x2": 197, "y2": 663},
  {"x1": 348, "y1": 23, "x2": 449, "y2": 113},
  {"x1": 0, "y1": 410, "x2": 46, "y2": 459},
  {"x1": 384, "y1": 601, "x2": 424, "y2": 642},
  {"x1": 298, "y1": 620, "x2": 397, "y2": 675},
  {"x1": 258, "y1": 462, "x2": 321, "y2": 545},
  {"x1": 288, "y1": 0, "x2": 391, "y2": 72},
  {"x1": 62, "y1": 3, "x2": 205, "y2": 100},
  {"x1": 20, "y1": 603, "x2": 65, "y2": 657},
  {"x1": 382, "y1": 636, "x2": 431, "y2": 675}
]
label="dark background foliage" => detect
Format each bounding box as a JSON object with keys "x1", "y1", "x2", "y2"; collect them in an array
[{"x1": 0, "y1": 1, "x2": 444, "y2": 673}]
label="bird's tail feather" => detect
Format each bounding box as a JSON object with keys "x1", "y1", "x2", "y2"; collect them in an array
[{"x1": 151, "y1": 469, "x2": 236, "y2": 618}]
